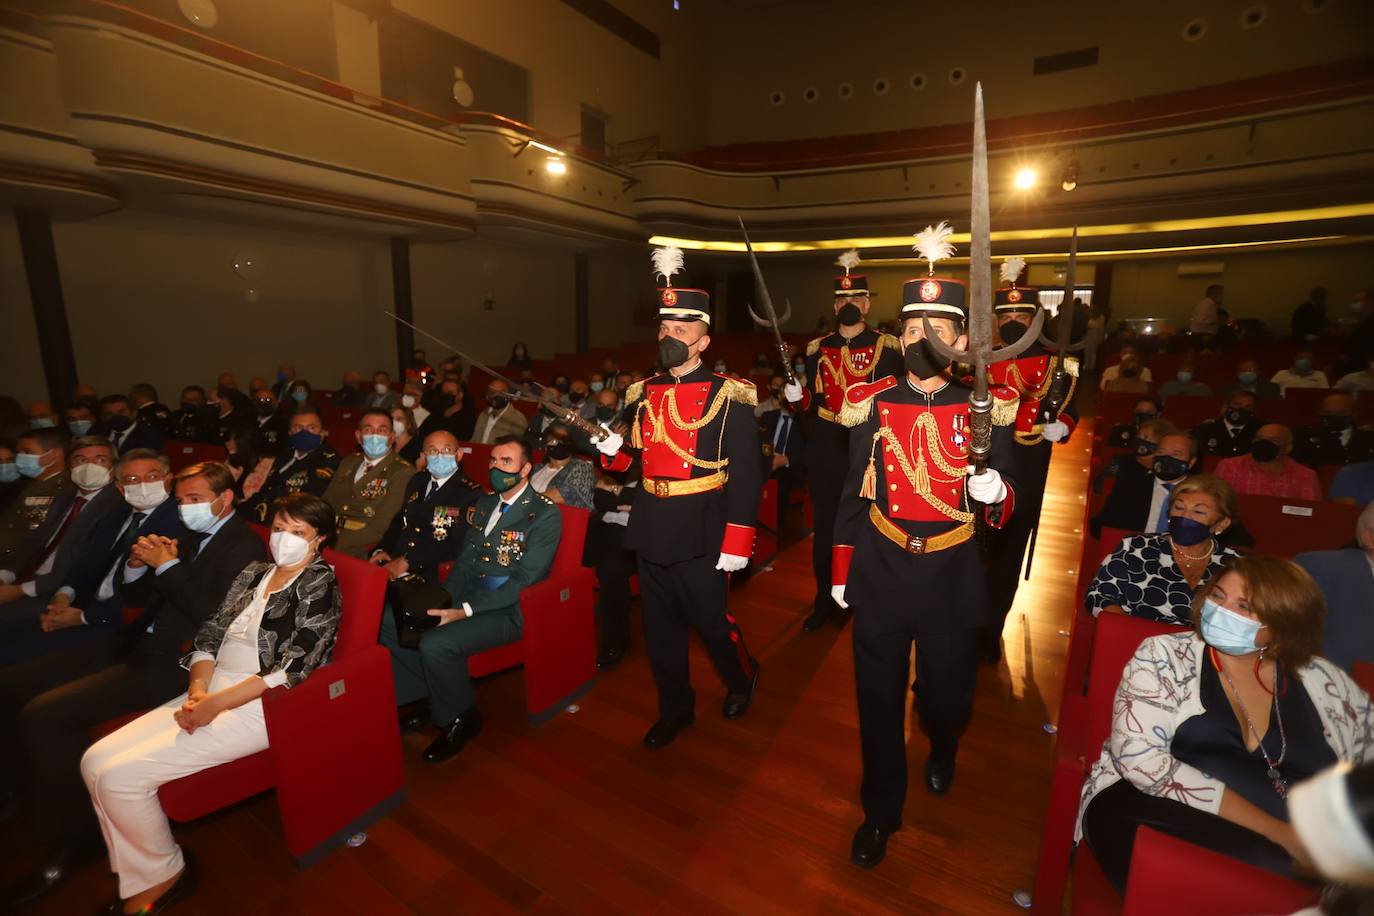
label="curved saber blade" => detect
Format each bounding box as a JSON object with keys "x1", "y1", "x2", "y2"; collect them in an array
[
  {"x1": 748, "y1": 303, "x2": 771, "y2": 327},
  {"x1": 738, "y1": 216, "x2": 798, "y2": 384}
]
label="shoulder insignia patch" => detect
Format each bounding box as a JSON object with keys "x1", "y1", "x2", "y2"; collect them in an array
[
  {"x1": 838, "y1": 376, "x2": 898, "y2": 427},
  {"x1": 624, "y1": 380, "x2": 646, "y2": 405},
  {"x1": 878, "y1": 332, "x2": 901, "y2": 351},
  {"x1": 991, "y1": 391, "x2": 1020, "y2": 427},
  {"x1": 806, "y1": 336, "x2": 824, "y2": 357},
  {"x1": 1064, "y1": 356, "x2": 1080, "y2": 378},
  {"x1": 719, "y1": 375, "x2": 758, "y2": 407}
]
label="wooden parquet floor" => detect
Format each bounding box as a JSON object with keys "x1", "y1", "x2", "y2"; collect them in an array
[{"x1": 2, "y1": 422, "x2": 1095, "y2": 915}]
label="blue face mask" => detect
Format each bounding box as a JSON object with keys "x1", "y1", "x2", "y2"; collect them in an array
[
  {"x1": 289, "y1": 430, "x2": 322, "y2": 452},
  {"x1": 1294, "y1": 358, "x2": 1313, "y2": 373},
  {"x1": 15, "y1": 452, "x2": 46, "y2": 478},
  {"x1": 426, "y1": 454, "x2": 457, "y2": 479},
  {"x1": 1238, "y1": 370, "x2": 1258, "y2": 385},
  {"x1": 1176, "y1": 371, "x2": 1194, "y2": 385},
  {"x1": 291, "y1": 389, "x2": 308, "y2": 402},
  {"x1": 178, "y1": 500, "x2": 221, "y2": 533},
  {"x1": 29, "y1": 418, "x2": 55, "y2": 429},
  {"x1": 1200, "y1": 599, "x2": 1265, "y2": 656},
  {"x1": 0, "y1": 463, "x2": 18, "y2": 483},
  {"x1": 361, "y1": 434, "x2": 390, "y2": 460},
  {"x1": 67, "y1": 419, "x2": 92, "y2": 436}
]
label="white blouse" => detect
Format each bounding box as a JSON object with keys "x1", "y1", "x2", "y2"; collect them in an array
[{"x1": 187, "y1": 568, "x2": 301, "y2": 689}]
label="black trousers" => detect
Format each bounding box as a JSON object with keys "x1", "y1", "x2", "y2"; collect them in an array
[
  {"x1": 1082, "y1": 780, "x2": 1296, "y2": 895},
  {"x1": 0, "y1": 639, "x2": 186, "y2": 849},
  {"x1": 809, "y1": 454, "x2": 844, "y2": 606},
  {"x1": 985, "y1": 447, "x2": 1051, "y2": 636},
  {"x1": 852, "y1": 607, "x2": 978, "y2": 831},
  {"x1": 594, "y1": 542, "x2": 636, "y2": 654},
  {"x1": 637, "y1": 554, "x2": 754, "y2": 722}
]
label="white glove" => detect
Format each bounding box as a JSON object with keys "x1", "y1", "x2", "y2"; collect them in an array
[
  {"x1": 783, "y1": 380, "x2": 804, "y2": 403},
  {"x1": 595, "y1": 426, "x2": 623, "y2": 456},
  {"x1": 1042, "y1": 420, "x2": 1069, "y2": 443},
  {"x1": 831, "y1": 584, "x2": 848, "y2": 609},
  {"x1": 715, "y1": 552, "x2": 749, "y2": 573},
  {"x1": 966, "y1": 468, "x2": 1007, "y2": 504}
]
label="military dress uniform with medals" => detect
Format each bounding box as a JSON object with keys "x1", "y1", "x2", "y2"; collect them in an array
[
  {"x1": 600, "y1": 269, "x2": 763, "y2": 735},
  {"x1": 833, "y1": 275, "x2": 1017, "y2": 843},
  {"x1": 0, "y1": 471, "x2": 77, "y2": 578},
  {"x1": 373, "y1": 467, "x2": 484, "y2": 584},
  {"x1": 789, "y1": 265, "x2": 903, "y2": 621},
  {"x1": 982, "y1": 281, "x2": 1079, "y2": 658},
  {"x1": 322, "y1": 451, "x2": 416, "y2": 558},
  {"x1": 242, "y1": 443, "x2": 341, "y2": 524}
]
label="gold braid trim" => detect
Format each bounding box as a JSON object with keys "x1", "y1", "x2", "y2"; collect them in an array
[
  {"x1": 633, "y1": 385, "x2": 732, "y2": 469},
  {"x1": 721, "y1": 376, "x2": 757, "y2": 407},
  {"x1": 806, "y1": 336, "x2": 822, "y2": 357},
  {"x1": 1064, "y1": 356, "x2": 1080, "y2": 378},
  {"x1": 838, "y1": 387, "x2": 877, "y2": 427},
  {"x1": 624, "y1": 380, "x2": 646, "y2": 406},
  {"x1": 871, "y1": 421, "x2": 973, "y2": 523},
  {"x1": 991, "y1": 394, "x2": 1019, "y2": 427}
]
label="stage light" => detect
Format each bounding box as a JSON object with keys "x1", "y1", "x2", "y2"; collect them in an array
[
  {"x1": 1061, "y1": 158, "x2": 1079, "y2": 192},
  {"x1": 546, "y1": 156, "x2": 567, "y2": 175},
  {"x1": 1014, "y1": 167, "x2": 1037, "y2": 190}
]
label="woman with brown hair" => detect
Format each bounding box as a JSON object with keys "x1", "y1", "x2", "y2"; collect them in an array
[{"x1": 1076, "y1": 554, "x2": 1374, "y2": 893}]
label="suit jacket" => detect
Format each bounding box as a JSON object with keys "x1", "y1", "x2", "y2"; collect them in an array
[
  {"x1": 472, "y1": 406, "x2": 528, "y2": 445},
  {"x1": 757, "y1": 408, "x2": 807, "y2": 481},
  {"x1": 365, "y1": 390, "x2": 400, "y2": 412},
  {"x1": 0, "y1": 471, "x2": 77, "y2": 576},
  {"x1": 110, "y1": 419, "x2": 166, "y2": 456},
  {"x1": 136, "y1": 402, "x2": 173, "y2": 435},
  {"x1": 242, "y1": 445, "x2": 342, "y2": 524},
  {"x1": 122, "y1": 511, "x2": 268, "y2": 665},
  {"x1": 64, "y1": 494, "x2": 183, "y2": 620},
  {"x1": 1193, "y1": 418, "x2": 1262, "y2": 458},
  {"x1": 374, "y1": 469, "x2": 485, "y2": 582},
  {"x1": 1295, "y1": 549, "x2": 1374, "y2": 671},
  {"x1": 447, "y1": 486, "x2": 562, "y2": 618},
  {"x1": 1090, "y1": 461, "x2": 1159, "y2": 537},
  {"x1": 1293, "y1": 427, "x2": 1374, "y2": 467},
  {"x1": 25, "y1": 484, "x2": 125, "y2": 599},
  {"x1": 321, "y1": 452, "x2": 416, "y2": 558}
]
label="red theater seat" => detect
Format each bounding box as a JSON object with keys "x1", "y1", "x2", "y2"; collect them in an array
[
  {"x1": 156, "y1": 548, "x2": 404, "y2": 866},
  {"x1": 164, "y1": 440, "x2": 226, "y2": 471},
  {"x1": 1121, "y1": 828, "x2": 1317, "y2": 916},
  {"x1": 1234, "y1": 494, "x2": 1360, "y2": 557}
]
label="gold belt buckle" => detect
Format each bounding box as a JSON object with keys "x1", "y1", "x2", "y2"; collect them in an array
[
  {"x1": 654, "y1": 479, "x2": 672, "y2": 497},
  {"x1": 904, "y1": 535, "x2": 927, "y2": 554}
]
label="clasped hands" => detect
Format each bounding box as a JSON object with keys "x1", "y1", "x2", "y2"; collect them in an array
[{"x1": 129, "y1": 534, "x2": 179, "y2": 570}]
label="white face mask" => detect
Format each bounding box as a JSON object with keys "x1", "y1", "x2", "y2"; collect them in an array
[
  {"x1": 392, "y1": 419, "x2": 407, "y2": 436},
  {"x1": 269, "y1": 530, "x2": 314, "y2": 567},
  {"x1": 401, "y1": 394, "x2": 416, "y2": 408},
  {"x1": 124, "y1": 481, "x2": 169, "y2": 511},
  {"x1": 71, "y1": 463, "x2": 112, "y2": 491},
  {"x1": 374, "y1": 383, "x2": 389, "y2": 396}
]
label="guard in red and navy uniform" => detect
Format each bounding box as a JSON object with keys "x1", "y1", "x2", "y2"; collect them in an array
[
  {"x1": 786, "y1": 250, "x2": 903, "y2": 632},
  {"x1": 980, "y1": 278, "x2": 1079, "y2": 661},
  {"x1": 596, "y1": 248, "x2": 763, "y2": 750},
  {"x1": 833, "y1": 273, "x2": 1017, "y2": 869}
]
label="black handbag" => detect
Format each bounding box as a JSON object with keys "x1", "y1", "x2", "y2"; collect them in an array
[{"x1": 388, "y1": 574, "x2": 451, "y2": 649}]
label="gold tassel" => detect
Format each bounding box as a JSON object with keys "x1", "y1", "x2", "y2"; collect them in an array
[
  {"x1": 914, "y1": 452, "x2": 930, "y2": 496},
  {"x1": 859, "y1": 434, "x2": 879, "y2": 500}
]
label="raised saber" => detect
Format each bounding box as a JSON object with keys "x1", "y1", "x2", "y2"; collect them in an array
[
  {"x1": 1037, "y1": 226, "x2": 1087, "y2": 355},
  {"x1": 924, "y1": 83, "x2": 1044, "y2": 474},
  {"x1": 738, "y1": 216, "x2": 798, "y2": 385}
]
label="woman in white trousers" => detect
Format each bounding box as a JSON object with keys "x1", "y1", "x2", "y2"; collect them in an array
[{"x1": 82, "y1": 493, "x2": 341, "y2": 915}]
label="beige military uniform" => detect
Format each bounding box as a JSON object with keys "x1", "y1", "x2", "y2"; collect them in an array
[{"x1": 321, "y1": 452, "x2": 416, "y2": 559}]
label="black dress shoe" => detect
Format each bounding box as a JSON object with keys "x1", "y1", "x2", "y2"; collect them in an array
[
  {"x1": 6, "y1": 844, "x2": 97, "y2": 910},
  {"x1": 398, "y1": 705, "x2": 428, "y2": 733},
  {"x1": 642, "y1": 714, "x2": 694, "y2": 749},
  {"x1": 850, "y1": 822, "x2": 898, "y2": 869},
  {"x1": 422, "y1": 709, "x2": 482, "y2": 763},
  {"x1": 925, "y1": 756, "x2": 956, "y2": 796},
  {"x1": 596, "y1": 644, "x2": 627, "y2": 671},
  {"x1": 100, "y1": 849, "x2": 198, "y2": 915},
  {"x1": 977, "y1": 627, "x2": 1003, "y2": 664},
  {"x1": 722, "y1": 661, "x2": 760, "y2": 720},
  {"x1": 802, "y1": 600, "x2": 833, "y2": 632}
]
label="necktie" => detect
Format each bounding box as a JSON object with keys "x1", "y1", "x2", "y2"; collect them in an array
[
  {"x1": 22, "y1": 494, "x2": 88, "y2": 579},
  {"x1": 775, "y1": 415, "x2": 792, "y2": 452},
  {"x1": 500, "y1": 502, "x2": 511, "y2": 515},
  {"x1": 1155, "y1": 482, "x2": 1175, "y2": 533},
  {"x1": 112, "y1": 511, "x2": 146, "y2": 567}
]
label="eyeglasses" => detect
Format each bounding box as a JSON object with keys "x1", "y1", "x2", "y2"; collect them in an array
[
  {"x1": 119, "y1": 471, "x2": 166, "y2": 484},
  {"x1": 422, "y1": 447, "x2": 458, "y2": 458}
]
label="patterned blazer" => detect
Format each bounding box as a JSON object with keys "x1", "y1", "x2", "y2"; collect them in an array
[
  {"x1": 1085, "y1": 534, "x2": 1240, "y2": 625},
  {"x1": 1075, "y1": 632, "x2": 1374, "y2": 842},
  {"x1": 533, "y1": 459, "x2": 596, "y2": 510},
  {"x1": 185, "y1": 555, "x2": 341, "y2": 688}
]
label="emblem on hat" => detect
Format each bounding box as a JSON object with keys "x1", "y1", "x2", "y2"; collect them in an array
[
  {"x1": 1008, "y1": 288, "x2": 1022, "y2": 303},
  {"x1": 840, "y1": 276, "x2": 853, "y2": 290},
  {"x1": 661, "y1": 289, "x2": 678, "y2": 306},
  {"x1": 920, "y1": 279, "x2": 942, "y2": 302}
]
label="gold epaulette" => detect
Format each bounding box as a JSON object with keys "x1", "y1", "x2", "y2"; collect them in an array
[
  {"x1": 624, "y1": 380, "x2": 646, "y2": 405},
  {"x1": 878, "y1": 332, "x2": 901, "y2": 351},
  {"x1": 838, "y1": 376, "x2": 897, "y2": 427},
  {"x1": 719, "y1": 374, "x2": 758, "y2": 407},
  {"x1": 806, "y1": 336, "x2": 823, "y2": 357},
  {"x1": 991, "y1": 392, "x2": 1020, "y2": 427},
  {"x1": 1064, "y1": 356, "x2": 1080, "y2": 378}
]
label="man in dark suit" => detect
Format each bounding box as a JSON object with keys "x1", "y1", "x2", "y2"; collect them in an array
[
  {"x1": 1193, "y1": 391, "x2": 1263, "y2": 458},
  {"x1": 0, "y1": 461, "x2": 265, "y2": 907},
  {"x1": 1295, "y1": 507, "x2": 1374, "y2": 672},
  {"x1": 129, "y1": 383, "x2": 172, "y2": 437},
  {"x1": 250, "y1": 387, "x2": 290, "y2": 455},
  {"x1": 371, "y1": 429, "x2": 483, "y2": 584},
  {"x1": 1091, "y1": 431, "x2": 1197, "y2": 538},
  {"x1": 168, "y1": 385, "x2": 215, "y2": 443},
  {"x1": 757, "y1": 400, "x2": 806, "y2": 517},
  {"x1": 98, "y1": 394, "x2": 165, "y2": 456},
  {"x1": 1294, "y1": 391, "x2": 1374, "y2": 467}
]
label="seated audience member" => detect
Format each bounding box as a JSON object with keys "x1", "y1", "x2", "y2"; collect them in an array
[
  {"x1": 755, "y1": 373, "x2": 785, "y2": 419},
  {"x1": 1095, "y1": 417, "x2": 1175, "y2": 495},
  {"x1": 128, "y1": 384, "x2": 171, "y2": 435},
  {"x1": 422, "y1": 377, "x2": 476, "y2": 442},
  {"x1": 371, "y1": 430, "x2": 483, "y2": 584},
  {"x1": 1078, "y1": 556, "x2": 1370, "y2": 894},
  {"x1": 334, "y1": 371, "x2": 365, "y2": 408},
  {"x1": 0, "y1": 427, "x2": 73, "y2": 581},
  {"x1": 0, "y1": 437, "x2": 121, "y2": 611},
  {"x1": 0, "y1": 449, "x2": 183, "y2": 663},
  {"x1": 400, "y1": 382, "x2": 430, "y2": 428},
  {"x1": 270, "y1": 361, "x2": 296, "y2": 398},
  {"x1": 81, "y1": 492, "x2": 340, "y2": 916},
  {"x1": 1294, "y1": 391, "x2": 1374, "y2": 467},
  {"x1": 225, "y1": 427, "x2": 272, "y2": 502},
  {"x1": 241, "y1": 408, "x2": 340, "y2": 524},
  {"x1": 567, "y1": 378, "x2": 594, "y2": 421},
  {"x1": 758, "y1": 392, "x2": 806, "y2": 513},
  {"x1": 1105, "y1": 396, "x2": 1163, "y2": 450},
  {"x1": 516, "y1": 369, "x2": 543, "y2": 399},
  {"x1": 1099, "y1": 344, "x2": 1154, "y2": 391},
  {"x1": 508, "y1": 341, "x2": 534, "y2": 369},
  {"x1": 250, "y1": 387, "x2": 288, "y2": 453},
  {"x1": 25, "y1": 401, "x2": 58, "y2": 429},
  {"x1": 321, "y1": 410, "x2": 415, "y2": 559},
  {"x1": 614, "y1": 372, "x2": 634, "y2": 400},
  {"x1": 1103, "y1": 352, "x2": 1150, "y2": 394},
  {"x1": 529, "y1": 426, "x2": 594, "y2": 509},
  {"x1": 205, "y1": 386, "x2": 253, "y2": 444},
  {"x1": 215, "y1": 371, "x2": 240, "y2": 396},
  {"x1": 1158, "y1": 360, "x2": 1213, "y2": 402},
  {"x1": 0, "y1": 443, "x2": 21, "y2": 510},
  {"x1": 1216, "y1": 424, "x2": 1321, "y2": 500},
  {"x1": 405, "y1": 349, "x2": 433, "y2": 385},
  {"x1": 366, "y1": 371, "x2": 399, "y2": 411},
  {"x1": 168, "y1": 386, "x2": 212, "y2": 442},
  {"x1": 283, "y1": 379, "x2": 315, "y2": 410},
  {"x1": 1335, "y1": 352, "x2": 1374, "y2": 394},
  {"x1": 1330, "y1": 460, "x2": 1374, "y2": 507},
  {"x1": 589, "y1": 372, "x2": 607, "y2": 395},
  {"x1": 1086, "y1": 475, "x2": 1241, "y2": 624},
  {"x1": 1194, "y1": 391, "x2": 1262, "y2": 458},
  {"x1": 1271, "y1": 350, "x2": 1330, "y2": 395},
  {"x1": 0, "y1": 461, "x2": 263, "y2": 907},
  {"x1": 1221, "y1": 358, "x2": 1282, "y2": 400},
  {"x1": 1292, "y1": 286, "x2": 1329, "y2": 341},
  {"x1": 1296, "y1": 503, "x2": 1374, "y2": 671},
  {"x1": 1092, "y1": 431, "x2": 1197, "y2": 536},
  {"x1": 64, "y1": 401, "x2": 96, "y2": 438},
  {"x1": 585, "y1": 388, "x2": 637, "y2": 670},
  {"x1": 380, "y1": 437, "x2": 560, "y2": 763},
  {"x1": 100, "y1": 394, "x2": 164, "y2": 456},
  {"x1": 391, "y1": 405, "x2": 422, "y2": 465},
  {"x1": 473, "y1": 380, "x2": 528, "y2": 445}
]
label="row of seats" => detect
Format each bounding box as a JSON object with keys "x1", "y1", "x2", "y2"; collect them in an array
[{"x1": 1097, "y1": 389, "x2": 1374, "y2": 432}]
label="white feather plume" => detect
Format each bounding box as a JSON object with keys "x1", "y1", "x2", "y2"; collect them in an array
[
  {"x1": 650, "y1": 246, "x2": 684, "y2": 285},
  {"x1": 1000, "y1": 256, "x2": 1027, "y2": 286},
  {"x1": 912, "y1": 221, "x2": 956, "y2": 274},
  {"x1": 836, "y1": 249, "x2": 861, "y2": 274}
]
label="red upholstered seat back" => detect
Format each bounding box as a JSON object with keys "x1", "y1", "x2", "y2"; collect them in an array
[
  {"x1": 1085, "y1": 614, "x2": 1179, "y2": 753},
  {"x1": 1234, "y1": 495, "x2": 1360, "y2": 557},
  {"x1": 550, "y1": 505, "x2": 590, "y2": 576},
  {"x1": 321, "y1": 548, "x2": 387, "y2": 662}
]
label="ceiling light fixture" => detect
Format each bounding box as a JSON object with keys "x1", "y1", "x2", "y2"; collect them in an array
[
  {"x1": 545, "y1": 156, "x2": 567, "y2": 175},
  {"x1": 1014, "y1": 167, "x2": 1038, "y2": 190}
]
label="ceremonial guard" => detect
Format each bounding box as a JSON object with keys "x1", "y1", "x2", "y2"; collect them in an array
[
  {"x1": 321, "y1": 410, "x2": 416, "y2": 558},
  {"x1": 786, "y1": 249, "x2": 903, "y2": 632},
  {"x1": 833, "y1": 222, "x2": 1019, "y2": 869},
  {"x1": 596, "y1": 247, "x2": 763, "y2": 749},
  {"x1": 981, "y1": 256, "x2": 1079, "y2": 661}
]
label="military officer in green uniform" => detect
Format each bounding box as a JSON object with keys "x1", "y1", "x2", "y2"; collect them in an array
[
  {"x1": 321, "y1": 409, "x2": 415, "y2": 558},
  {"x1": 379, "y1": 435, "x2": 562, "y2": 764},
  {"x1": 0, "y1": 428, "x2": 75, "y2": 583},
  {"x1": 241, "y1": 406, "x2": 340, "y2": 523}
]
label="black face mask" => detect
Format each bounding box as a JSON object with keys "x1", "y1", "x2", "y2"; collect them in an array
[
  {"x1": 836, "y1": 303, "x2": 863, "y2": 326},
  {"x1": 554, "y1": 381, "x2": 570, "y2": 394},
  {"x1": 998, "y1": 320, "x2": 1028, "y2": 345},
  {"x1": 1132, "y1": 411, "x2": 1156, "y2": 427},
  {"x1": 1251, "y1": 439, "x2": 1281, "y2": 463},
  {"x1": 440, "y1": 394, "x2": 457, "y2": 409},
  {"x1": 1152, "y1": 455, "x2": 1191, "y2": 481},
  {"x1": 1132, "y1": 437, "x2": 1158, "y2": 457},
  {"x1": 105, "y1": 414, "x2": 132, "y2": 432},
  {"x1": 1121, "y1": 366, "x2": 1141, "y2": 379},
  {"x1": 595, "y1": 406, "x2": 617, "y2": 423},
  {"x1": 489, "y1": 396, "x2": 510, "y2": 412},
  {"x1": 255, "y1": 401, "x2": 276, "y2": 417},
  {"x1": 568, "y1": 390, "x2": 586, "y2": 404},
  {"x1": 180, "y1": 401, "x2": 201, "y2": 413},
  {"x1": 544, "y1": 441, "x2": 572, "y2": 461},
  {"x1": 904, "y1": 339, "x2": 949, "y2": 380},
  {"x1": 658, "y1": 336, "x2": 691, "y2": 370},
  {"x1": 1320, "y1": 414, "x2": 1352, "y2": 431},
  {"x1": 1224, "y1": 407, "x2": 1254, "y2": 426}
]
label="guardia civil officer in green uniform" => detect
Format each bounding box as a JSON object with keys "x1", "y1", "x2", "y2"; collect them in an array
[
  {"x1": 321, "y1": 409, "x2": 415, "y2": 558},
  {"x1": 379, "y1": 435, "x2": 561, "y2": 763}
]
